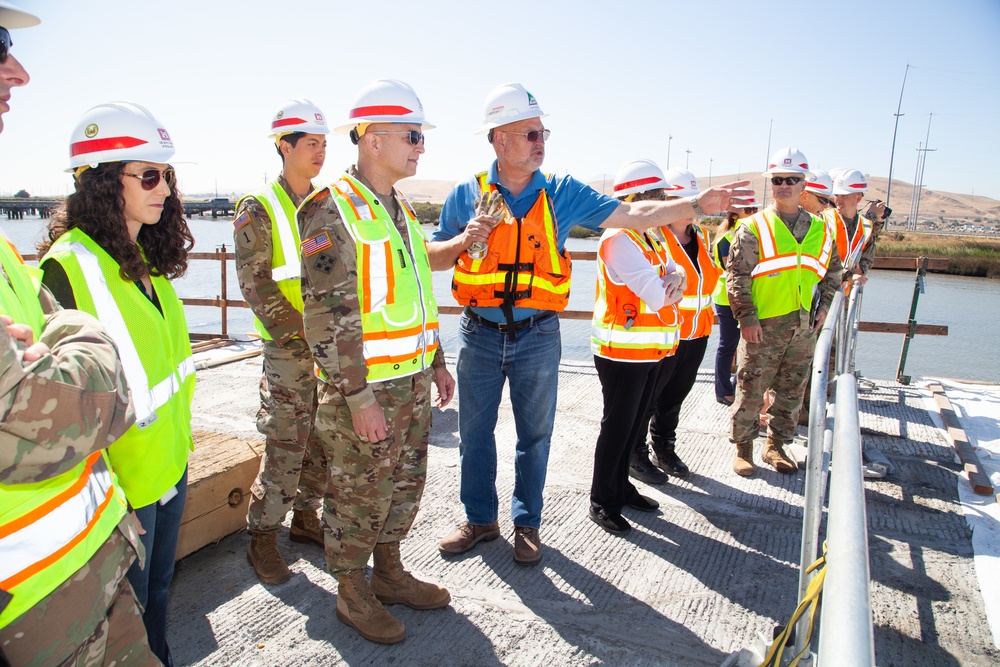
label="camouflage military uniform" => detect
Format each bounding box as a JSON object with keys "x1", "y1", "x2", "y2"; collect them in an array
[
  {"x1": 727, "y1": 208, "x2": 844, "y2": 444},
  {"x1": 0, "y1": 294, "x2": 157, "y2": 666},
  {"x1": 234, "y1": 175, "x2": 327, "y2": 532},
  {"x1": 298, "y1": 166, "x2": 445, "y2": 576}
]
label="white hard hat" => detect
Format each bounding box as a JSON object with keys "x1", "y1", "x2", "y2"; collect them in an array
[
  {"x1": 662, "y1": 168, "x2": 700, "y2": 198},
  {"x1": 764, "y1": 147, "x2": 812, "y2": 178},
  {"x1": 269, "y1": 98, "x2": 328, "y2": 138},
  {"x1": 476, "y1": 82, "x2": 547, "y2": 135},
  {"x1": 733, "y1": 195, "x2": 758, "y2": 210},
  {"x1": 612, "y1": 159, "x2": 667, "y2": 198},
  {"x1": 805, "y1": 170, "x2": 834, "y2": 198},
  {"x1": 832, "y1": 168, "x2": 868, "y2": 195},
  {"x1": 67, "y1": 101, "x2": 175, "y2": 172},
  {"x1": 334, "y1": 79, "x2": 434, "y2": 135},
  {"x1": 0, "y1": 1, "x2": 40, "y2": 29}
]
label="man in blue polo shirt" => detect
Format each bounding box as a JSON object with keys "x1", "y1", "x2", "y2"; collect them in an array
[{"x1": 428, "y1": 82, "x2": 750, "y2": 565}]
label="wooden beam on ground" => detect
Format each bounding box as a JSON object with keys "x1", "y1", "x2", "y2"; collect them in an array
[{"x1": 927, "y1": 383, "x2": 994, "y2": 495}]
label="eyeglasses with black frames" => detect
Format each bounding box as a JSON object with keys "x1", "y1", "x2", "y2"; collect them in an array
[{"x1": 770, "y1": 176, "x2": 803, "y2": 186}]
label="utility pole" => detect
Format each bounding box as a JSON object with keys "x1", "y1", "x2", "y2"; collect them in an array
[
  {"x1": 709, "y1": 158, "x2": 714, "y2": 186},
  {"x1": 685, "y1": 149, "x2": 692, "y2": 170},
  {"x1": 886, "y1": 64, "x2": 911, "y2": 225},
  {"x1": 911, "y1": 114, "x2": 935, "y2": 232},
  {"x1": 666, "y1": 134, "x2": 673, "y2": 169},
  {"x1": 762, "y1": 118, "x2": 773, "y2": 209}
]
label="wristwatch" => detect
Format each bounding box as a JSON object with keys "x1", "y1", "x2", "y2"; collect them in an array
[{"x1": 688, "y1": 196, "x2": 706, "y2": 218}]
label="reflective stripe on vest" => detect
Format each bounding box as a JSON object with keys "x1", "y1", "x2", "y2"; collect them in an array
[
  {"x1": 0, "y1": 237, "x2": 45, "y2": 338},
  {"x1": 826, "y1": 209, "x2": 872, "y2": 271},
  {"x1": 240, "y1": 181, "x2": 306, "y2": 340},
  {"x1": 663, "y1": 225, "x2": 720, "y2": 339},
  {"x1": 326, "y1": 174, "x2": 440, "y2": 382},
  {"x1": 0, "y1": 452, "x2": 127, "y2": 628},
  {"x1": 40, "y1": 231, "x2": 194, "y2": 508},
  {"x1": 747, "y1": 210, "x2": 833, "y2": 320},
  {"x1": 451, "y1": 172, "x2": 571, "y2": 312},
  {"x1": 592, "y1": 229, "x2": 679, "y2": 362}
]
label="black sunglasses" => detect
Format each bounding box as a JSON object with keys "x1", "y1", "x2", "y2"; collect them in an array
[
  {"x1": 123, "y1": 167, "x2": 176, "y2": 191},
  {"x1": 0, "y1": 27, "x2": 12, "y2": 64},
  {"x1": 771, "y1": 176, "x2": 803, "y2": 186},
  {"x1": 369, "y1": 130, "x2": 425, "y2": 146},
  {"x1": 503, "y1": 129, "x2": 551, "y2": 143},
  {"x1": 812, "y1": 193, "x2": 833, "y2": 207}
]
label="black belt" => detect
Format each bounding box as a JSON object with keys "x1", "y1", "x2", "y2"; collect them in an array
[{"x1": 463, "y1": 307, "x2": 556, "y2": 334}]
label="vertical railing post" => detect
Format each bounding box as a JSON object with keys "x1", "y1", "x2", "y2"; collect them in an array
[
  {"x1": 896, "y1": 257, "x2": 928, "y2": 385},
  {"x1": 218, "y1": 244, "x2": 228, "y2": 338}
]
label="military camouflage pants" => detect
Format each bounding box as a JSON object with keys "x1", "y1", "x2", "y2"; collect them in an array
[
  {"x1": 731, "y1": 322, "x2": 818, "y2": 444},
  {"x1": 317, "y1": 368, "x2": 433, "y2": 575},
  {"x1": 0, "y1": 528, "x2": 157, "y2": 666},
  {"x1": 247, "y1": 338, "x2": 328, "y2": 532}
]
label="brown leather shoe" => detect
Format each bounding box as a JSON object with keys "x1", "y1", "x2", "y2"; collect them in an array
[
  {"x1": 438, "y1": 521, "x2": 500, "y2": 555},
  {"x1": 336, "y1": 569, "x2": 406, "y2": 644},
  {"x1": 371, "y1": 542, "x2": 450, "y2": 610},
  {"x1": 733, "y1": 441, "x2": 755, "y2": 477},
  {"x1": 513, "y1": 526, "x2": 541, "y2": 565},
  {"x1": 762, "y1": 439, "x2": 797, "y2": 474},
  {"x1": 247, "y1": 530, "x2": 291, "y2": 584},
  {"x1": 289, "y1": 508, "x2": 324, "y2": 547}
]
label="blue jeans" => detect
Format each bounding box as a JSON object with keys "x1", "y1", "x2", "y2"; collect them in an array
[
  {"x1": 456, "y1": 312, "x2": 561, "y2": 529},
  {"x1": 714, "y1": 303, "x2": 740, "y2": 399},
  {"x1": 127, "y1": 468, "x2": 187, "y2": 667}
]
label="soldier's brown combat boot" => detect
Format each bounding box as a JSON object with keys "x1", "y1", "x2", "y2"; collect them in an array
[
  {"x1": 371, "y1": 542, "x2": 451, "y2": 610},
  {"x1": 762, "y1": 438, "x2": 797, "y2": 474},
  {"x1": 289, "y1": 508, "x2": 324, "y2": 547},
  {"x1": 247, "y1": 530, "x2": 291, "y2": 584},
  {"x1": 336, "y1": 569, "x2": 406, "y2": 644},
  {"x1": 733, "y1": 441, "x2": 755, "y2": 476}
]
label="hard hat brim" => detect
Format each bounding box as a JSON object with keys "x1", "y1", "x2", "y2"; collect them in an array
[
  {"x1": 474, "y1": 113, "x2": 548, "y2": 136},
  {"x1": 333, "y1": 121, "x2": 436, "y2": 135},
  {"x1": 0, "y1": 1, "x2": 40, "y2": 28}
]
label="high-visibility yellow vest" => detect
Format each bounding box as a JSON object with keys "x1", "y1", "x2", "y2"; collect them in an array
[
  {"x1": 747, "y1": 210, "x2": 834, "y2": 320},
  {"x1": 0, "y1": 236, "x2": 46, "y2": 337},
  {"x1": 452, "y1": 172, "x2": 571, "y2": 312},
  {"x1": 825, "y1": 209, "x2": 873, "y2": 272},
  {"x1": 41, "y1": 230, "x2": 195, "y2": 508},
  {"x1": 662, "y1": 225, "x2": 720, "y2": 339},
  {"x1": 711, "y1": 220, "x2": 741, "y2": 307},
  {"x1": 238, "y1": 180, "x2": 305, "y2": 340},
  {"x1": 322, "y1": 174, "x2": 440, "y2": 382},
  {"x1": 591, "y1": 229, "x2": 679, "y2": 362},
  {"x1": 0, "y1": 451, "x2": 127, "y2": 629}
]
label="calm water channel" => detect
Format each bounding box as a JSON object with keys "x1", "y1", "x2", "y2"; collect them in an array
[{"x1": 4, "y1": 216, "x2": 997, "y2": 383}]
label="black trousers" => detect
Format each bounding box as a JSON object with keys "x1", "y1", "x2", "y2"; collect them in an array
[
  {"x1": 647, "y1": 336, "x2": 710, "y2": 451},
  {"x1": 590, "y1": 355, "x2": 660, "y2": 514}
]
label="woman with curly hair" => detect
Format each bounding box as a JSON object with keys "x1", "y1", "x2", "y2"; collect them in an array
[{"x1": 38, "y1": 101, "x2": 195, "y2": 667}]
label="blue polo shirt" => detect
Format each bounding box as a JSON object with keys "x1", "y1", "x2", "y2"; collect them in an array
[{"x1": 432, "y1": 160, "x2": 621, "y2": 323}]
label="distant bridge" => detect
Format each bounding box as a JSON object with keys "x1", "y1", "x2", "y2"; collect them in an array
[
  {"x1": 183, "y1": 198, "x2": 235, "y2": 218},
  {"x1": 0, "y1": 198, "x2": 60, "y2": 219}
]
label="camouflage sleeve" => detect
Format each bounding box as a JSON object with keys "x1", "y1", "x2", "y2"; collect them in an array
[
  {"x1": 818, "y1": 244, "x2": 844, "y2": 311},
  {"x1": 726, "y1": 223, "x2": 760, "y2": 328},
  {"x1": 0, "y1": 308, "x2": 134, "y2": 484},
  {"x1": 298, "y1": 191, "x2": 376, "y2": 414},
  {"x1": 431, "y1": 344, "x2": 446, "y2": 369},
  {"x1": 233, "y1": 197, "x2": 303, "y2": 346}
]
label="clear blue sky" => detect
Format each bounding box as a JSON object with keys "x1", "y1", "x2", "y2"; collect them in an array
[{"x1": 1, "y1": 0, "x2": 999, "y2": 202}]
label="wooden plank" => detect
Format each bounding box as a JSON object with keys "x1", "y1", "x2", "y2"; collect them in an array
[
  {"x1": 857, "y1": 322, "x2": 949, "y2": 336},
  {"x1": 874, "y1": 257, "x2": 949, "y2": 271},
  {"x1": 927, "y1": 383, "x2": 994, "y2": 495},
  {"x1": 176, "y1": 431, "x2": 264, "y2": 560}
]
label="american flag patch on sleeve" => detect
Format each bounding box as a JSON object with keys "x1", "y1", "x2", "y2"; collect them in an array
[
  {"x1": 301, "y1": 232, "x2": 333, "y2": 256},
  {"x1": 234, "y1": 211, "x2": 251, "y2": 230}
]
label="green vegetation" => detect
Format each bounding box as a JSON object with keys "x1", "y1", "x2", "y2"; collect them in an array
[
  {"x1": 411, "y1": 202, "x2": 442, "y2": 225},
  {"x1": 876, "y1": 231, "x2": 1000, "y2": 278}
]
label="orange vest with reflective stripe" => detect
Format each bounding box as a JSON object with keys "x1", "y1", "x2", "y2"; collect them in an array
[
  {"x1": 591, "y1": 229, "x2": 679, "y2": 362},
  {"x1": 451, "y1": 172, "x2": 571, "y2": 311},
  {"x1": 662, "y1": 225, "x2": 720, "y2": 339},
  {"x1": 825, "y1": 209, "x2": 873, "y2": 272}
]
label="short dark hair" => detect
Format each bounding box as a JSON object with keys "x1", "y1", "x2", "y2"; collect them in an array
[{"x1": 275, "y1": 132, "x2": 307, "y2": 162}]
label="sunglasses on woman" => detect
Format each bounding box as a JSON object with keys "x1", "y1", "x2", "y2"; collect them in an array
[
  {"x1": 0, "y1": 27, "x2": 12, "y2": 64},
  {"x1": 123, "y1": 167, "x2": 177, "y2": 191},
  {"x1": 369, "y1": 130, "x2": 425, "y2": 145}
]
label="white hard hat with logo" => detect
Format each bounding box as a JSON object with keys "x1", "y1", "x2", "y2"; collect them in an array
[
  {"x1": 476, "y1": 83, "x2": 547, "y2": 135},
  {"x1": 805, "y1": 170, "x2": 834, "y2": 198},
  {"x1": 67, "y1": 101, "x2": 175, "y2": 172},
  {"x1": 334, "y1": 79, "x2": 434, "y2": 140},
  {"x1": 269, "y1": 98, "x2": 328, "y2": 139},
  {"x1": 662, "y1": 168, "x2": 701, "y2": 198},
  {"x1": 0, "y1": 1, "x2": 40, "y2": 28},
  {"x1": 612, "y1": 159, "x2": 667, "y2": 199},
  {"x1": 832, "y1": 168, "x2": 868, "y2": 195},
  {"x1": 763, "y1": 147, "x2": 813, "y2": 178}
]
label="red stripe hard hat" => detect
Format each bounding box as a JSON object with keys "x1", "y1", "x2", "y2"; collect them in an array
[
  {"x1": 269, "y1": 98, "x2": 328, "y2": 138},
  {"x1": 334, "y1": 79, "x2": 434, "y2": 134},
  {"x1": 67, "y1": 101, "x2": 174, "y2": 171},
  {"x1": 613, "y1": 159, "x2": 667, "y2": 198}
]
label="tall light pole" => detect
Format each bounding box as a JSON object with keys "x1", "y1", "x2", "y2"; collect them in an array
[
  {"x1": 667, "y1": 134, "x2": 673, "y2": 169},
  {"x1": 709, "y1": 157, "x2": 714, "y2": 186},
  {"x1": 685, "y1": 149, "x2": 692, "y2": 170},
  {"x1": 762, "y1": 118, "x2": 773, "y2": 209},
  {"x1": 886, "y1": 64, "x2": 911, "y2": 225}
]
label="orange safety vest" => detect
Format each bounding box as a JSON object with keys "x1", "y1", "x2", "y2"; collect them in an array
[
  {"x1": 451, "y1": 172, "x2": 571, "y2": 312},
  {"x1": 825, "y1": 209, "x2": 873, "y2": 272},
  {"x1": 662, "y1": 224, "x2": 720, "y2": 339},
  {"x1": 591, "y1": 229, "x2": 680, "y2": 362}
]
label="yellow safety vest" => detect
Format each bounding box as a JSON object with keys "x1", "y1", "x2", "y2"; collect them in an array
[
  {"x1": 747, "y1": 210, "x2": 834, "y2": 320},
  {"x1": 239, "y1": 181, "x2": 305, "y2": 340},
  {"x1": 0, "y1": 237, "x2": 45, "y2": 337},
  {"x1": 711, "y1": 220, "x2": 741, "y2": 307},
  {"x1": 591, "y1": 229, "x2": 679, "y2": 362},
  {"x1": 323, "y1": 174, "x2": 440, "y2": 382},
  {"x1": 40, "y1": 230, "x2": 195, "y2": 508}
]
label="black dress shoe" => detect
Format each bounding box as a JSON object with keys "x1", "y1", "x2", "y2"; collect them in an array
[
  {"x1": 716, "y1": 395, "x2": 734, "y2": 406},
  {"x1": 589, "y1": 506, "x2": 631, "y2": 535},
  {"x1": 651, "y1": 449, "x2": 690, "y2": 478},
  {"x1": 628, "y1": 453, "x2": 668, "y2": 485},
  {"x1": 625, "y1": 493, "x2": 659, "y2": 512}
]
